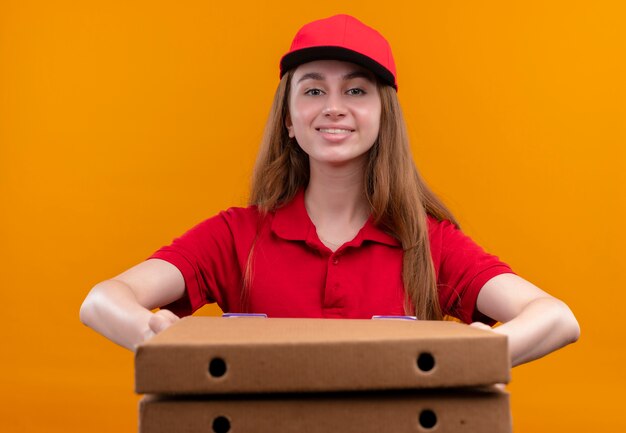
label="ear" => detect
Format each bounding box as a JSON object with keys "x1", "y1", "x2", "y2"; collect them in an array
[{"x1": 285, "y1": 112, "x2": 295, "y2": 138}]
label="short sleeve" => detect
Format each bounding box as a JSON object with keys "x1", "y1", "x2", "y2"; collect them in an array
[
  {"x1": 429, "y1": 218, "x2": 515, "y2": 325},
  {"x1": 147, "y1": 211, "x2": 243, "y2": 317}
]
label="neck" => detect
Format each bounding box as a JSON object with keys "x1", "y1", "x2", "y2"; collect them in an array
[{"x1": 304, "y1": 159, "x2": 370, "y2": 227}]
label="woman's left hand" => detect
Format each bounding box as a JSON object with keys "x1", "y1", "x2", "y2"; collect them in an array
[
  {"x1": 469, "y1": 321, "x2": 493, "y2": 332},
  {"x1": 474, "y1": 273, "x2": 580, "y2": 367}
]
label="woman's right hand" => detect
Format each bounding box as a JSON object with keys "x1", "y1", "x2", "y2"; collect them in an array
[
  {"x1": 80, "y1": 258, "x2": 186, "y2": 351},
  {"x1": 147, "y1": 309, "x2": 180, "y2": 338}
]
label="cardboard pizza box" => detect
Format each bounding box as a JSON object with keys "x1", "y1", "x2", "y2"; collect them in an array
[
  {"x1": 139, "y1": 387, "x2": 511, "y2": 433},
  {"x1": 135, "y1": 316, "x2": 509, "y2": 394}
]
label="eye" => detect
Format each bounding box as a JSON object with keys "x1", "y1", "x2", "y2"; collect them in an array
[
  {"x1": 346, "y1": 88, "x2": 366, "y2": 96},
  {"x1": 304, "y1": 88, "x2": 324, "y2": 96}
]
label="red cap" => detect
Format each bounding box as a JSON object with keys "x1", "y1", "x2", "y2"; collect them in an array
[{"x1": 280, "y1": 14, "x2": 398, "y2": 91}]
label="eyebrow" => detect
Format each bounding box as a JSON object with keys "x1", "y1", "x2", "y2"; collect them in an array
[{"x1": 296, "y1": 70, "x2": 375, "y2": 84}]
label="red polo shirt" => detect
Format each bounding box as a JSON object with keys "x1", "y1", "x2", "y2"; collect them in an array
[{"x1": 148, "y1": 190, "x2": 513, "y2": 324}]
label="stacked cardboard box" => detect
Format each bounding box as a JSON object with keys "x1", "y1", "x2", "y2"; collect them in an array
[{"x1": 135, "y1": 316, "x2": 512, "y2": 432}]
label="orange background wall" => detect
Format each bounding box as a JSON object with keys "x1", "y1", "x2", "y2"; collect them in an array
[{"x1": 1, "y1": 1, "x2": 624, "y2": 431}]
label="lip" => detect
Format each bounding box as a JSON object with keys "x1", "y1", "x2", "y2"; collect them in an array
[
  {"x1": 314, "y1": 125, "x2": 355, "y2": 143},
  {"x1": 316, "y1": 129, "x2": 353, "y2": 143},
  {"x1": 315, "y1": 124, "x2": 355, "y2": 132}
]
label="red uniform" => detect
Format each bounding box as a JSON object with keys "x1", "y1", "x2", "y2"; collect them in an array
[{"x1": 149, "y1": 190, "x2": 513, "y2": 324}]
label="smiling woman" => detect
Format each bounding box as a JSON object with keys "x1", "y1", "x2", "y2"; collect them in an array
[
  {"x1": 286, "y1": 61, "x2": 382, "y2": 168},
  {"x1": 80, "y1": 14, "x2": 579, "y2": 368}
]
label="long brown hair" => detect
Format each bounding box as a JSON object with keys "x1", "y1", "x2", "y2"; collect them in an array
[{"x1": 248, "y1": 70, "x2": 458, "y2": 320}]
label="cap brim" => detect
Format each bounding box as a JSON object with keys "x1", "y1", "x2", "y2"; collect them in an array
[{"x1": 280, "y1": 46, "x2": 397, "y2": 90}]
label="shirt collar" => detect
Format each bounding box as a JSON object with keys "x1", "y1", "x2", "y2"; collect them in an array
[{"x1": 271, "y1": 188, "x2": 401, "y2": 248}]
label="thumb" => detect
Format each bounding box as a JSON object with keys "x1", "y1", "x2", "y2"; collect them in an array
[
  {"x1": 469, "y1": 321, "x2": 493, "y2": 332},
  {"x1": 148, "y1": 309, "x2": 180, "y2": 335}
]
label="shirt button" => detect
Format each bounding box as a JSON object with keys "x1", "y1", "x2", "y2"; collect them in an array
[{"x1": 332, "y1": 258, "x2": 339, "y2": 265}]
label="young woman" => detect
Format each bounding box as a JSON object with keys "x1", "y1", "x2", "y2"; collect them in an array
[{"x1": 80, "y1": 14, "x2": 579, "y2": 367}]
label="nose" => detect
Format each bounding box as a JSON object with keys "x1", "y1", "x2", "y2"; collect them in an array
[{"x1": 322, "y1": 92, "x2": 347, "y2": 118}]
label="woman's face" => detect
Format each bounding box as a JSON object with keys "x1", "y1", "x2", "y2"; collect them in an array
[{"x1": 286, "y1": 60, "x2": 381, "y2": 169}]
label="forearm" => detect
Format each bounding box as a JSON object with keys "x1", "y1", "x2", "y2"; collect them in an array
[
  {"x1": 493, "y1": 297, "x2": 580, "y2": 367},
  {"x1": 79, "y1": 279, "x2": 155, "y2": 351}
]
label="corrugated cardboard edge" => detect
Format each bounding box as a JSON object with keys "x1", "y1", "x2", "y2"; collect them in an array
[
  {"x1": 138, "y1": 387, "x2": 512, "y2": 433},
  {"x1": 135, "y1": 317, "x2": 510, "y2": 393}
]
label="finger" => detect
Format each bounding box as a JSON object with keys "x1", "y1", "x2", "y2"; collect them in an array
[
  {"x1": 156, "y1": 309, "x2": 180, "y2": 323},
  {"x1": 141, "y1": 328, "x2": 156, "y2": 344},
  {"x1": 469, "y1": 322, "x2": 493, "y2": 331},
  {"x1": 148, "y1": 314, "x2": 167, "y2": 334},
  {"x1": 149, "y1": 311, "x2": 179, "y2": 334}
]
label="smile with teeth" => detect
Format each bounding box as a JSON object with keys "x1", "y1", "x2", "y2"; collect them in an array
[{"x1": 317, "y1": 128, "x2": 354, "y2": 134}]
